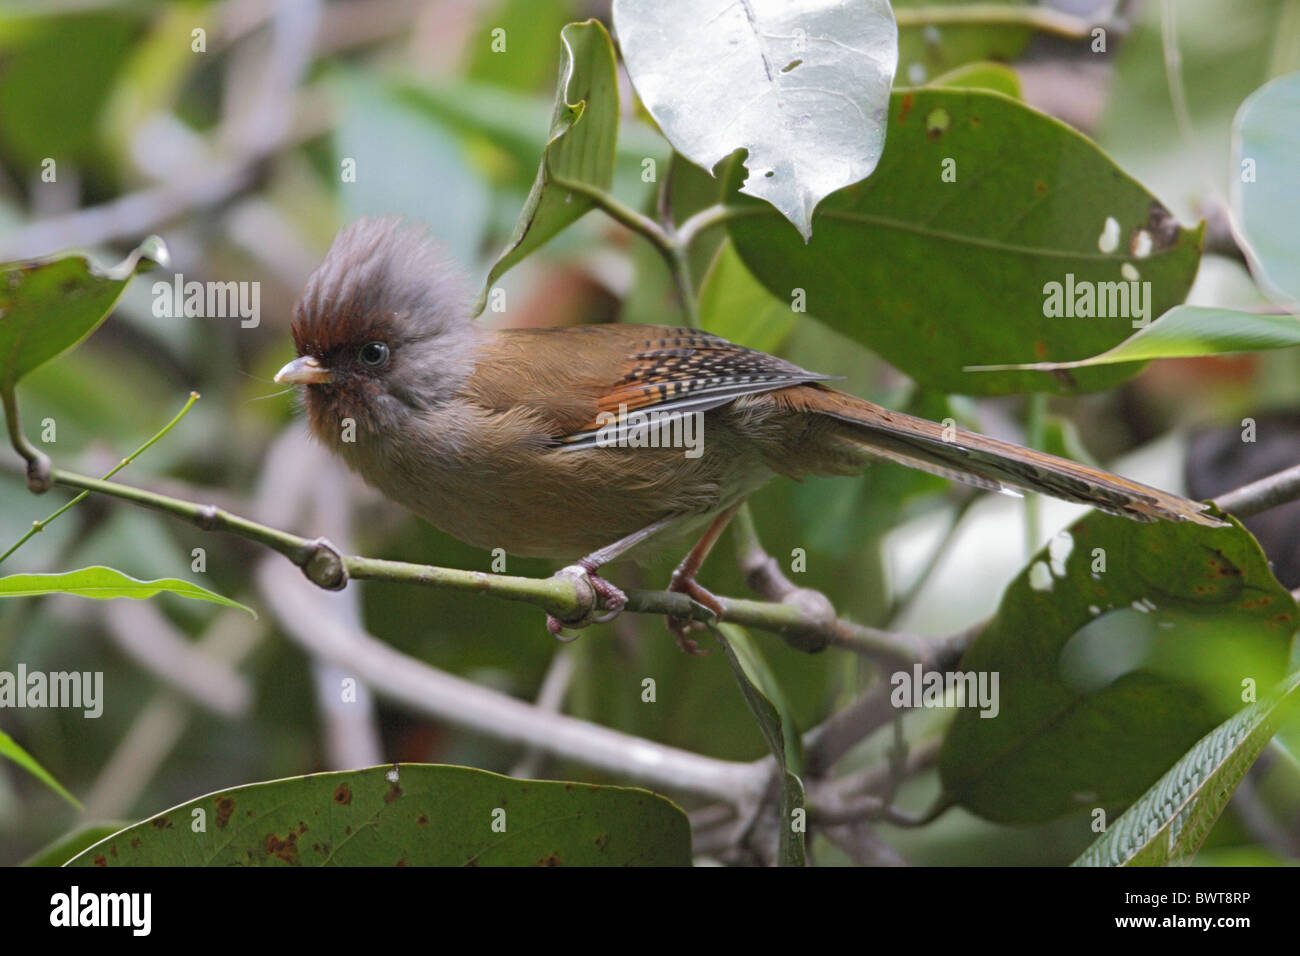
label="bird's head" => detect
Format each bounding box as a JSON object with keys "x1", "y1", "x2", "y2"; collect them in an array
[{"x1": 275, "y1": 217, "x2": 480, "y2": 445}]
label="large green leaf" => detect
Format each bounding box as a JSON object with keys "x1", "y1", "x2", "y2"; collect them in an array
[
  {"x1": 698, "y1": 242, "x2": 798, "y2": 355},
  {"x1": 0, "y1": 237, "x2": 167, "y2": 389},
  {"x1": 1231, "y1": 71, "x2": 1300, "y2": 307},
  {"x1": 726, "y1": 88, "x2": 1204, "y2": 395},
  {"x1": 939, "y1": 512, "x2": 1296, "y2": 823},
  {"x1": 613, "y1": 0, "x2": 898, "y2": 240},
  {"x1": 0, "y1": 566, "x2": 254, "y2": 617},
  {"x1": 476, "y1": 19, "x2": 619, "y2": 311},
  {"x1": 66, "y1": 764, "x2": 690, "y2": 866},
  {"x1": 713, "y1": 623, "x2": 806, "y2": 867},
  {"x1": 965, "y1": 306, "x2": 1300, "y2": 372},
  {"x1": 1074, "y1": 669, "x2": 1300, "y2": 867},
  {"x1": 0, "y1": 728, "x2": 79, "y2": 808}
]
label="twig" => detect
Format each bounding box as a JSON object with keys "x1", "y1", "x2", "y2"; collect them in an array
[
  {"x1": 1213, "y1": 463, "x2": 1300, "y2": 518},
  {"x1": 0, "y1": 392, "x2": 200, "y2": 564},
  {"x1": 1, "y1": 385, "x2": 51, "y2": 492},
  {"x1": 258, "y1": 557, "x2": 768, "y2": 803}
]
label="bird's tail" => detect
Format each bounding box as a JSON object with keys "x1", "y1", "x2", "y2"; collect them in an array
[{"x1": 767, "y1": 384, "x2": 1226, "y2": 527}]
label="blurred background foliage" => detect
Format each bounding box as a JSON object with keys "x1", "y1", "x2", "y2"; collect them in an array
[{"x1": 0, "y1": 0, "x2": 1298, "y2": 866}]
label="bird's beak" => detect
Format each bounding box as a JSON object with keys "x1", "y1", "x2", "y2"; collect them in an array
[{"x1": 274, "y1": 355, "x2": 333, "y2": 385}]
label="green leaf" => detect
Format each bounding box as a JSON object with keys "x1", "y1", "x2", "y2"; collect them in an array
[
  {"x1": 613, "y1": 0, "x2": 898, "y2": 240},
  {"x1": 895, "y1": 0, "x2": 1033, "y2": 84},
  {"x1": 394, "y1": 80, "x2": 667, "y2": 196},
  {"x1": 476, "y1": 19, "x2": 619, "y2": 312},
  {"x1": 698, "y1": 242, "x2": 798, "y2": 355},
  {"x1": 1231, "y1": 71, "x2": 1300, "y2": 308},
  {"x1": 23, "y1": 822, "x2": 129, "y2": 866},
  {"x1": 1074, "y1": 669, "x2": 1300, "y2": 867},
  {"x1": 939, "y1": 512, "x2": 1296, "y2": 824},
  {"x1": 713, "y1": 623, "x2": 806, "y2": 866},
  {"x1": 65, "y1": 764, "x2": 690, "y2": 866},
  {"x1": 333, "y1": 72, "x2": 491, "y2": 270},
  {"x1": 965, "y1": 306, "x2": 1300, "y2": 372},
  {"x1": 726, "y1": 88, "x2": 1204, "y2": 395},
  {"x1": 0, "y1": 236, "x2": 168, "y2": 389},
  {"x1": 0, "y1": 566, "x2": 255, "y2": 617},
  {"x1": 930, "y1": 61, "x2": 1022, "y2": 98},
  {"x1": 0, "y1": 728, "x2": 80, "y2": 808},
  {"x1": 465, "y1": 0, "x2": 576, "y2": 94},
  {"x1": 0, "y1": 13, "x2": 136, "y2": 169}
]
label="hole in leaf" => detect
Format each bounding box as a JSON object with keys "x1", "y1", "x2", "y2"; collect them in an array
[{"x1": 925, "y1": 107, "x2": 950, "y2": 139}]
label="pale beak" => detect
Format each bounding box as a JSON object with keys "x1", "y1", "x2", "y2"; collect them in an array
[{"x1": 274, "y1": 355, "x2": 333, "y2": 385}]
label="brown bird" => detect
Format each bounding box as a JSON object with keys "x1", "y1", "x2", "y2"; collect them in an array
[{"x1": 276, "y1": 218, "x2": 1225, "y2": 651}]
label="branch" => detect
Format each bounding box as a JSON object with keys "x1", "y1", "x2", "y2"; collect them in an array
[
  {"x1": 1213, "y1": 463, "x2": 1300, "y2": 518},
  {"x1": 26, "y1": 458, "x2": 932, "y2": 660},
  {"x1": 258, "y1": 557, "x2": 768, "y2": 803}
]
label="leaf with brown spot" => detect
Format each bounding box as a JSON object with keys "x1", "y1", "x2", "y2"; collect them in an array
[
  {"x1": 65, "y1": 765, "x2": 690, "y2": 867},
  {"x1": 214, "y1": 795, "x2": 235, "y2": 829}
]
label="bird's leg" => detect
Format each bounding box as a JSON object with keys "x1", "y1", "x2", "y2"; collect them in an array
[
  {"x1": 666, "y1": 504, "x2": 741, "y2": 654},
  {"x1": 546, "y1": 514, "x2": 681, "y2": 639}
]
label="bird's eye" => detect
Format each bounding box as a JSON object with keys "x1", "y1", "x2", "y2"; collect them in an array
[{"x1": 359, "y1": 341, "x2": 390, "y2": 367}]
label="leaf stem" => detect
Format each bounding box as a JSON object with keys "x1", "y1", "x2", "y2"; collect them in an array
[
  {"x1": 1, "y1": 384, "x2": 51, "y2": 493},
  {"x1": 551, "y1": 173, "x2": 675, "y2": 260},
  {"x1": 552, "y1": 176, "x2": 747, "y2": 329},
  {"x1": 0, "y1": 392, "x2": 201, "y2": 565}
]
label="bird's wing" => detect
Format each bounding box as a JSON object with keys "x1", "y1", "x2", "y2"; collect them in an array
[{"x1": 465, "y1": 325, "x2": 833, "y2": 446}]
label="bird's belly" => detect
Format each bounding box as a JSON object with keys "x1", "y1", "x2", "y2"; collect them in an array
[{"x1": 356, "y1": 440, "x2": 768, "y2": 562}]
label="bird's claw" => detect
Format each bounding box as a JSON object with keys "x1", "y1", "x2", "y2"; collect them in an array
[
  {"x1": 666, "y1": 573, "x2": 724, "y2": 655},
  {"x1": 546, "y1": 564, "x2": 627, "y2": 641}
]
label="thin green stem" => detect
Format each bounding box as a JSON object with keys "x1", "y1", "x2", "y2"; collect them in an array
[
  {"x1": 0, "y1": 391, "x2": 201, "y2": 565},
  {"x1": 669, "y1": 244, "x2": 701, "y2": 329},
  {"x1": 2, "y1": 384, "x2": 50, "y2": 491},
  {"x1": 552, "y1": 174, "x2": 726, "y2": 329},
  {"x1": 676, "y1": 203, "x2": 754, "y2": 248},
  {"x1": 551, "y1": 173, "x2": 675, "y2": 260}
]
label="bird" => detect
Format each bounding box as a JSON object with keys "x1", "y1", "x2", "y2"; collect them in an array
[{"x1": 275, "y1": 217, "x2": 1226, "y2": 652}]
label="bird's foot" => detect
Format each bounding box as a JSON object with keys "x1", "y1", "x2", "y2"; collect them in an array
[
  {"x1": 546, "y1": 563, "x2": 627, "y2": 641},
  {"x1": 665, "y1": 569, "x2": 724, "y2": 655}
]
